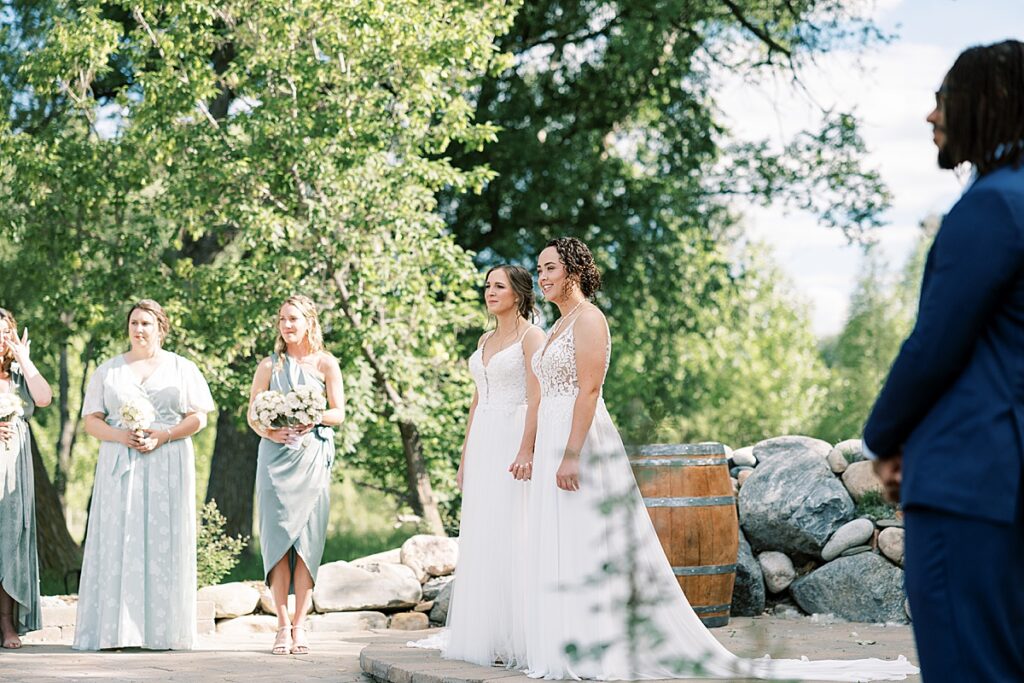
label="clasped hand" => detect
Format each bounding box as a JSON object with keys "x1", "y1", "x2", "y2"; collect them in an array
[
  {"x1": 266, "y1": 424, "x2": 314, "y2": 446},
  {"x1": 872, "y1": 453, "x2": 902, "y2": 504},
  {"x1": 124, "y1": 429, "x2": 168, "y2": 453},
  {"x1": 0, "y1": 421, "x2": 14, "y2": 443},
  {"x1": 508, "y1": 450, "x2": 534, "y2": 481}
]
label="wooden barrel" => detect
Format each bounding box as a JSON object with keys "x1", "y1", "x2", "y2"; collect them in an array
[{"x1": 628, "y1": 443, "x2": 738, "y2": 628}]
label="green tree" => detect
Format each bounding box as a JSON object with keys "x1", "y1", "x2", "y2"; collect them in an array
[
  {"x1": 815, "y1": 216, "x2": 939, "y2": 443},
  {"x1": 1, "y1": 0, "x2": 517, "y2": 559}
]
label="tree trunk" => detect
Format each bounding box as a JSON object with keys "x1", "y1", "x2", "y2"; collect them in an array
[
  {"x1": 331, "y1": 272, "x2": 446, "y2": 536},
  {"x1": 31, "y1": 426, "x2": 82, "y2": 579},
  {"x1": 205, "y1": 410, "x2": 260, "y2": 543}
]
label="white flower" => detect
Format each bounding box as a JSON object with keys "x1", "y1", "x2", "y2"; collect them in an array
[
  {"x1": 119, "y1": 397, "x2": 155, "y2": 431},
  {"x1": 0, "y1": 393, "x2": 24, "y2": 422},
  {"x1": 9, "y1": 362, "x2": 20, "y2": 375}
]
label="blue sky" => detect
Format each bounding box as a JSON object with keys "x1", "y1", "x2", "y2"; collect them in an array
[{"x1": 719, "y1": 0, "x2": 1024, "y2": 336}]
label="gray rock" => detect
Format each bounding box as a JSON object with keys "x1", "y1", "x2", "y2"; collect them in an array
[
  {"x1": 738, "y1": 452, "x2": 856, "y2": 556},
  {"x1": 422, "y1": 575, "x2": 454, "y2": 601},
  {"x1": 401, "y1": 535, "x2": 459, "y2": 582},
  {"x1": 821, "y1": 518, "x2": 876, "y2": 561},
  {"x1": 878, "y1": 527, "x2": 905, "y2": 566},
  {"x1": 877, "y1": 518, "x2": 904, "y2": 529},
  {"x1": 827, "y1": 439, "x2": 865, "y2": 475},
  {"x1": 737, "y1": 469, "x2": 754, "y2": 488},
  {"x1": 791, "y1": 553, "x2": 908, "y2": 623},
  {"x1": 312, "y1": 561, "x2": 422, "y2": 613},
  {"x1": 429, "y1": 580, "x2": 453, "y2": 624},
  {"x1": 730, "y1": 531, "x2": 765, "y2": 617},
  {"x1": 752, "y1": 436, "x2": 831, "y2": 463},
  {"x1": 215, "y1": 615, "x2": 278, "y2": 634},
  {"x1": 842, "y1": 461, "x2": 884, "y2": 502},
  {"x1": 730, "y1": 465, "x2": 754, "y2": 478},
  {"x1": 840, "y1": 545, "x2": 873, "y2": 557},
  {"x1": 731, "y1": 446, "x2": 757, "y2": 468},
  {"x1": 757, "y1": 551, "x2": 797, "y2": 594},
  {"x1": 390, "y1": 612, "x2": 430, "y2": 630},
  {"x1": 197, "y1": 582, "x2": 261, "y2": 619},
  {"x1": 308, "y1": 611, "x2": 388, "y2": 631}
]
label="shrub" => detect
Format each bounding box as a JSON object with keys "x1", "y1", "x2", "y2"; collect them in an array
[{"x1": 197, "y1": 500, "x2": 249, "y2": 588}]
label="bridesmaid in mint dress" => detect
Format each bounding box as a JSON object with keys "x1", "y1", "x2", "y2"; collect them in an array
[
  {"x1": 247, "y1": 295, "x2": 345, "y2": 656},
  {"x1": 0, "y1": 308, "x2": 53, "y2": 649},
  {"x1": 74, "y1": 300, "x2": 215, "y2": 651}
]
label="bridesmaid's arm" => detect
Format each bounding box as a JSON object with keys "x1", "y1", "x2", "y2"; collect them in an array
[
  {"x1": 247, "y1": 357, "x2": 290, "y2": 444},
  {"x1": 510, "y1": 326, "x2": 546, "y2": 480},
  {"x1": 319, "y1": 354, "x2": 346, "y2": 427},
  {"x1": 556, "y1": 309, "x2": 608, "y2": 492},
  {"x1": 84, "y1": 413, "x2": 134, "y2": 447},
  {"x1": 7, "y1": 330, "x2": 52, "y2": 407}
]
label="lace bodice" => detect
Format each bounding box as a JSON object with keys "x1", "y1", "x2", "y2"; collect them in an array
[
  {"x1": 469, "y1": 340, "x2": 528, "y2": 407},
  {"x1": 531, "y1": 321, "x2": 610, "y2": 399}
]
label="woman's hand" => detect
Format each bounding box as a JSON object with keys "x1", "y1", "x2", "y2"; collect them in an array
[
  {"x1": 0, "y1": 421, "x2": 14, "y2": 443},
  {"x1": 136, "y1": 429, "x2": 173, "y2": 453},
  {"x1": 509, "y1": 450, "x2": 534, "y2": 481},
  {"x1": 556, "y1": 453, "x2": 580, "y2": 492},
  {"x1": 6, "y1": 328, "x2": 31, "y2": 365},
  {"x1": 265, "y1": 426, "x2": 293, "y2": 444}
]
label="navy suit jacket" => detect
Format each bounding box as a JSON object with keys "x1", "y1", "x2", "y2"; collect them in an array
[{"x1": 864, "y1": 163, "x2": 1024, "y2": 523}]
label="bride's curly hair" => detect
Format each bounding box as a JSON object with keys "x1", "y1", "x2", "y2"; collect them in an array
[{"x1": 547, "y1": 237, "x2": 602, "y2": 299}]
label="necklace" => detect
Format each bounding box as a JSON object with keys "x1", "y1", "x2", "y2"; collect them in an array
[{"x1": 550, "y1": 299, "x2": 586, "y2": 338}]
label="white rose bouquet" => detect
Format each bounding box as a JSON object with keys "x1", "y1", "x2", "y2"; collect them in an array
[
  {"x1": 0, "y1": 393, "x2": 25, "y2": 422},
  {"x1": 253, "y1": 386, "x2": 326, "y2": 450},
  {"x1": 119, "y1": 396, "x2": 156, "y2": 439}
]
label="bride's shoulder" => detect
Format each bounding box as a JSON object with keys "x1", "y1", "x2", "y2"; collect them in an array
[
  {"x1": 520, "y1": 324, "x2": 546, "y2": 352},
  {"x1": 573, "y1": 306, "x2": 608, "y2": 344}
]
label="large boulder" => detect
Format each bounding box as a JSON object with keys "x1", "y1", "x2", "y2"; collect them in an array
[
  {"x1": 752, "y1": 436, "x2": 831, "y2": 463},
  {"x1": 196, "y1": 582, "x2": 261, "y2": 618},
  {"x1": 738, "y1": 452, "x2": 855, "y2": 556},
  {"x1": 821, "y1": 518, "x2": 875, "y2": 562},
  {"x1": 401, "y1": 535, "x2": 459, "y2": 582},
  {"x1": 429, "y1": 580, "x2": 454, "y2": 624},
  {"x1": 255, "y1": 582, "x2": 314, "y2": 617},
  {"x1": 312, "y1": 561, "x2": 422, "y2": 613},
  {"x1": 842, "y1": 461, "x2": 885, "y2": 502},
  {"x1": 215, "y1": 615, "x2": 278, "y2": 634},
  {"x1": 790, "y1": 553, "x2": 908, "y2": 623},
  {"x1": 757, "y1": 551, "x2": 796, "y2": 594},
  {"x1": 730, "y1": 531, "x2": 765, "y2": 617}
]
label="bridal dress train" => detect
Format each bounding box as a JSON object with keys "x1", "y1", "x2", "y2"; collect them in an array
[
  {"x1": 411, "y1": 332, "x2": 531, "y2": 667},
  {"x1": 521, "y1": 318, "x2": 918, "y2": 682}
]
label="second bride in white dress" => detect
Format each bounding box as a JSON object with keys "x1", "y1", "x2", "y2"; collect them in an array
[
  {"x1": 524, "y1": 237, "x2": 917, "y2": 682},
  {"x1": 417, "y1": 264, "x2": 544, "y2": 667}
]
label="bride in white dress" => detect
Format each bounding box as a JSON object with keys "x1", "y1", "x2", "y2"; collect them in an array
[
  {"x1": 416, "y1": 264, "x2": 545, "y2": 667},
  {"x1": 524, "y1": 237, "x2": 918, "y2": 682}
]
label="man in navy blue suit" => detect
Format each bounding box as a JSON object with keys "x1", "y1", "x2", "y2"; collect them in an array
[{"x1": 863, "y1": 40, "x2": 1024, "y2": 682}]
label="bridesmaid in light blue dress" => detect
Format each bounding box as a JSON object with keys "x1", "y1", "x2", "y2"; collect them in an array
[
  {"x1": 74, "y1": 300, "x2": 215, "y2": 651},
  {"x1": 0, "y1": 309, "x2": 53, "y2": 650},
  {"x1": 247, "y1": 295, "x2": 345, "y2": 656}
]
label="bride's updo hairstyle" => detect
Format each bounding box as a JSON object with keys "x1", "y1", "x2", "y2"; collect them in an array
[
  {"x1": 485, "y1": 264, "x2": 537, "y2": 321},
  {"x1": 546, "y1": 237, "x2": 602, "y2": 299}
]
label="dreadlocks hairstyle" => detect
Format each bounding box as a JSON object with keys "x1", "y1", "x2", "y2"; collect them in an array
[
  {"x1": 546, "y1": 237, "x2": 602, "y2": 299},
  {"x1": 941, "y1": 40, "x2": 1024, "y2": 176}
]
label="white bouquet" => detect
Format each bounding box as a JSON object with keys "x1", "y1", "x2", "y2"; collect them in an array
[
  {"x1": 252, "y1": 386, "x2": 326, "y2": 450},
  {"x1": 0, "y1": 393, "x2": 24, "y2": 422},
  {"x1": 119, "y1": 397, "x2": 156, "y2": 436}
]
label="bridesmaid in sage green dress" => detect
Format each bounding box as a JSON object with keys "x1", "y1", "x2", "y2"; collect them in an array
[
  {"x1": 247, "y1": 295, "x2": 345, "y2": 656},
  {"x1": 0, "y1": 308, "x2": 53, "y2": 649},
  {"x1": 74, "y1": 300, "x2": 215, "y2": 651}
]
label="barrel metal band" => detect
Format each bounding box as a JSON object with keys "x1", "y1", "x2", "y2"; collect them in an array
[
  {"x1": 691, "y1": 603, "x2": 732, "y2": 615},
  {"x1": 643, "y1": 496, "x2": 735, "y2": 508},
  {"x1": 672, "y1": 564, "x2": 737, "y2": 576},
  {"x1": 630, "y1": 457, "x2": 728, "y2": 467}
]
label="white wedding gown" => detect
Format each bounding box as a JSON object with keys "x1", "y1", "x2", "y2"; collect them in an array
[
  {"x1": 522, "y1": 318, "x2": 918, "y2": 681},
  {"x1": 411, "y1": 335, "x2": 531, "y2": 667}
]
